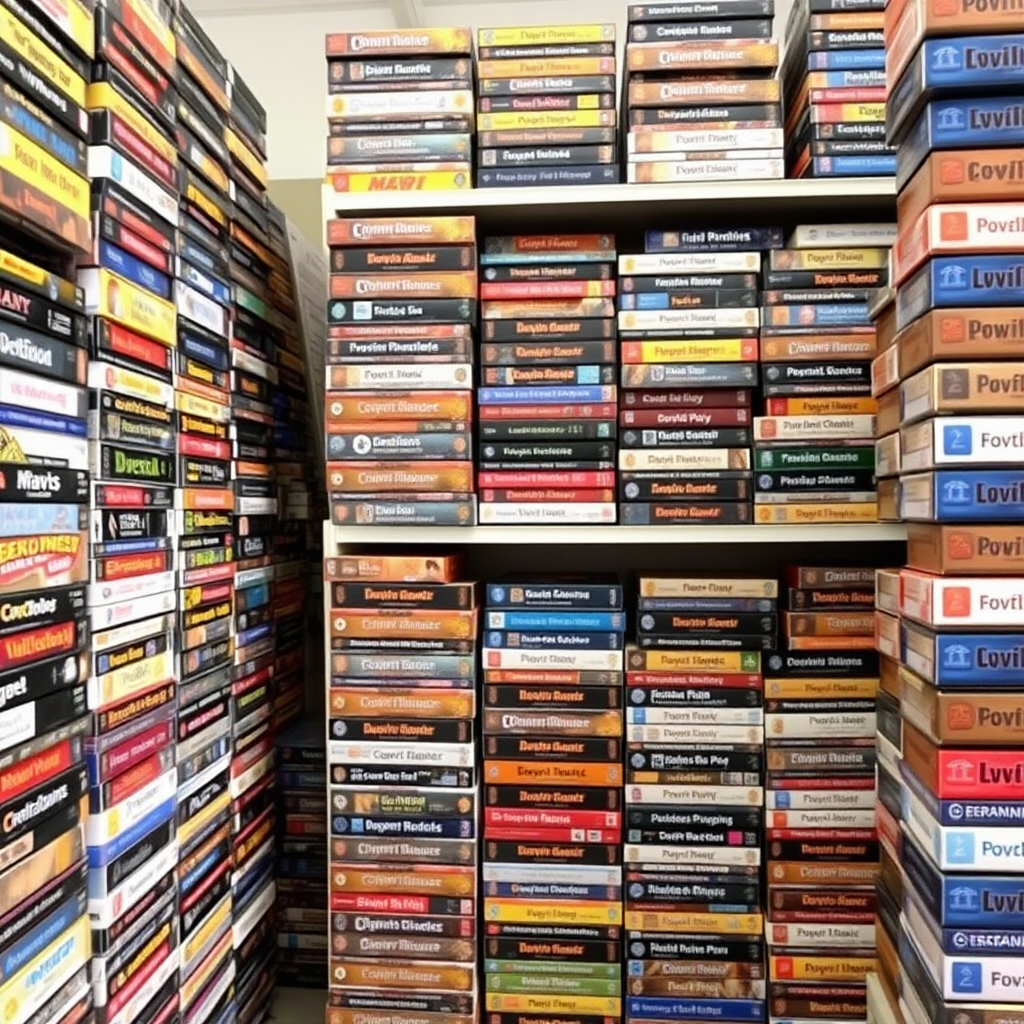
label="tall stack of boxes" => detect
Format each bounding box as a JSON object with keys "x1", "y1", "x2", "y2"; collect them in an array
[
  {"x1": 883, "y1": 1, "x2": 1024, "y2": 1019},
  {"x1": 624, "y1": 3, "x2": 784, "y2": 184},
  {"x1": 756, "y1": 227, "x2": 897, "y2": 525},
  {"x1": 872, "y1": 564, "x2": 905, "y2": 1019},
  {"x1": 225, "y1": 61, "x2": 281, "y2": 1024},
  {"x1": 82, "y1": 3, "x2": 183, "y2": 1020},
  {"x1": 275, "y1": 721, "x2": 329, "y2": 989},
  {"x1": 481, "y1": 575, "x2": 624, "y2": 1024},
  {"x1": 324, "y1": 552, "x2": 479, "y2": 1024},
  {"x1": 780, "y1": 0, "x2": 895, "y2": 178},
  {"x1": 478, "y1": 234, "x2": 617, "y2": 525},
  {"x1": 325, "y1": 215, "x2": 477, "y2": 528},
  {"x1": 763, "y1": 565, "x2": 881, "y2": 1024},
  {"x1": 625, "y1": 574, "x2": 770, "y2": 1024},
  {"x1": 618, "y1": 236, "x2": 763, "y2": 526},
  {"x1": 265, "y1": 201, "x2": 314, "y2": 733},
  {"x1": 0, "y1": 1, "x2": 94, "y2": 1012},
  {"x1": 1, "y1": 4, "x2": 319, "y2": 1022},
  {"x1": 476, "y1": 24, "x2": 619, "y2": 188},
  {"x1": 870, "y1": 284, "x2": 902, "y2": 524},
  {"x1": 170, "y1": 14, "x2": 239, "y2": 1024},
  {"x1": 326, "y1": 29, "x2": 474, "y2": 195}
]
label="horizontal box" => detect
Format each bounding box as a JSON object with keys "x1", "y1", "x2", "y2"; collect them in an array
[
  {"x1": 895, "y1": 201, "x2": 1024, "y2": 286},
  {"x1": 907, "y1": 521, "x2": 1024, "y2": 574},
  {"x1": 896, "y1": 253, "x2": 1024, "y2": 334},
  {"x1": 900, "y1": 469, "x2": 1024, "y2": 524},
  {"x1": 902, "y1": 416, "x2": 1024, "y2": 471},
  {"x1": 766, "y1": 921, "x2": 876, "y2": 947},
  {"x1": 886, "y1": 0, "x2": 1024, "y2": 86},
  {"x1": 902, "y1": 718, "x2": 1024, "y2": 801},
  {"x1": 900, "y1": 568, "x2": 1024, "y2": 628},
  {"x1": 901, "y1": 362, "x2": 1024, "y2": 425},
  {"x1": 897, "y1": 307, "x2": 1024, "y2": 380},
  {"x1": 898, "y1": 148, "x2": 1024, "y2": 228},
  {"x1": 900, "y1": 664, "x2": 1024, "y2": 748},
  {"x1": 901, "y1": 618, "x2": 1024, "y2": 689}
]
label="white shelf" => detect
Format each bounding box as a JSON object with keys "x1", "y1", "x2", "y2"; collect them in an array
[
  {"x1": 325, "y1": 523, "x2": 907, "y2": 546},
  {"x1": 322, "y1": 178, "x2": 895, "y2": 229}
]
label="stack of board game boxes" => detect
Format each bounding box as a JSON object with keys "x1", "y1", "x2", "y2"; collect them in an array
[
  {"x1": 0, "y1": 1, "x2": 91, "y2": 253},
  {"x1": 478, "y1": 234, "x2": 618, "y2": 525},
  {"x1": 617, "y1": 233, "x2": 764, "y2": 526},
  {"x1": 764, "y1": 565, "x2": 881, "y2": 1024},
  {"x1": 275, "y1": 720, "x2": 329, "y2": 990},
  {"x1": 225, "y1": 60, "x2": 282, "y2": 1024},
  {"x1": 0, "y1": 2, "x2": 317, "y2": 1020},
  {"x1": 780, "y1": 0, "x2": 895, "y2": 178},
  {"x1": 82, "y1": 3, "x2": 183, "y2": 1021},
  {"x1": 173, "y1": 19, "x2": 243, "y2": 1024},
  {"x1": 0, "y1": 285, "x2": 91, "y2": 1023},
  {"x1": 325, "y1": 215, "x2": 478, "y2": 528},
  {"x1": 869, "y1": 283, "x2": 901, "y2": 524},
  {"x1": 264, "y1": 201, "x2": 311, "y2": 736},
  {"x1": 325, "y1": 29, "x2": 474, "y2": 195},
  {"x1": 481, "y1": 575, "x2": 624, "y2": 1024},
  {"x1": 879, "y1": 0, "x2": 1024, "y2": 1020},
  {"x1": 755, "y1": 226, "x2": 896, "y2": 525},
  {"x1": 475, "y1": 24, "x2": 619, "y2": 188},
  {"x1": 324, "y1": 551, "x2": 479, "y2": 1024},
  {"x1": 625, "y1": 574, "x2": 771, "y2": 1024},
  {"x1": 0, "y1": 0, "x2": 94, "y2": 1010},
  {"x1": 171, "y1": 18, "x2": 235, "y2": 1024},
  {"x1": 623, "y1": 2, "x2": 783, "y2": 184},
  {"x1": 871, "y1": 559, "x2": 905, "y2": 1018}
]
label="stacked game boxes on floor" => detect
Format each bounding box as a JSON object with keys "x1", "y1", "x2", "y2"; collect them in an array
[
  {"x1": 324, "y1": 551, "x2": 479, "y2": 1024},
  {"x1": 625, "y1": 573, "x2": 771, "y2": 1024},
  {"x1": 0, "y1": 267, "x2": 92, "y2": 1020},
  {"x1": 617, "y1": 234, "x2": 766, "y2": 526},
  {"x1": 481, "y1": 575, "x2": 624, "y2": 1024},
  {"x1": 624, "y1": 2, "x2": 784, "y2": 184},
  {"x1": 81, "y1": 2, "x2": 185, "y2": 1020},
  {"x1": 169, "y1": 13, "x2": 241, "y2": 1024},
  {"x1": 475, "y1": 24, "x2": 619, "y2": 188},
  {"x1": 325, "y1": 29, "x2": 474, "y2": 195},
  {"x1": 872, "y1": 563, "x2": 906, "y2": 1023},
  {"x1": 755, "y1": 226, "x2": 897, "y2": 525},
  {"x1": 883, "y1": 0, "x2": 1024, "y2": 1013},
  {"x1": 275, "y1": 721, "x2": 329, "y2": 989},
  {"x1": 779, "y1": 0, "x2": 895, "y2": 178},
  {"x1": 763, "y1": 565, "x2": 881, "y2": 1024},
  {"x1": 325, "y1": 214, "x2": 477, "y2": 528},
  {"x1": 0, "y1": 0, "x2": 94, "y2": 1001},
  {"x1": 893, "y1": 552, "x2": 1024, "y2": 1024},
  {"x1": 478, "y1": 234, "x2": 617, "y2": 525},
  {"x1": 225, "y1": 61, "x2": 281, "y2": 1024},
  {"x1": 869, "y1": 285, "x2": 902, "y2": 524},
  {"x1": 265, "y1": 201, "x2": 315, "y2": 734}
]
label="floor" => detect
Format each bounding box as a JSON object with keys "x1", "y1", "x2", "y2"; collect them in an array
[{"x1": 271, "y1": 987, "x2": 326, "y2": 1023}]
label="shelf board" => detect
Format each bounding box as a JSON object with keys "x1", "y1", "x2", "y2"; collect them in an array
[
  {"x1": 326, "y1": 523, "x2": 907, "y2": 546},
  {"x1": 322, "y1": 178, "x2": 895, "y2": 228}
]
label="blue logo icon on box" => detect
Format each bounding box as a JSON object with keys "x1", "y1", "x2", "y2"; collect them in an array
[
  {"x1": 952, "y1": 961, "x2": 983, "y2": 994},
  {"x1": 941, "y1": 644, "x2": 973, "y2": 671},
  {"x1": 941, "y1": 478, "x2": 972, "y2": 504},
  {"x1": 943, "y1": 425, "x2": 973, "y2": 455},
  {"x1": 946, "y1": 832, "x2": 975, "y2": 865}
]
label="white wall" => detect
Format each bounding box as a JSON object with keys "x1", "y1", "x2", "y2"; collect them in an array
[{"x1": 193, "y1": 0, "x2": 795, "y2": 183}]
